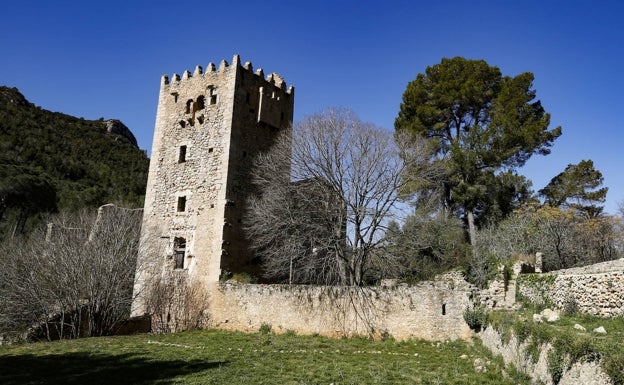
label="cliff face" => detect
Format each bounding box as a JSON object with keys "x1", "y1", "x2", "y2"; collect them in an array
[
  {"x1": 103, "y1": 119, "x2": 138, "y2": 147},
  {"x1": 0, "y1": 86, "x2": 31, "y2": 107}
]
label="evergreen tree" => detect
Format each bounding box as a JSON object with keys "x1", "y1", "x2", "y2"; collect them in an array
[
  {"x1": 395, "y1": 57, "x2": 561, "y2": 246},
  {"x1": 539, "y1": 159, "x2": 608, "y2": 218},
  {"x1": 0, "y1": 86, "x2": 149, "y2": 237}
]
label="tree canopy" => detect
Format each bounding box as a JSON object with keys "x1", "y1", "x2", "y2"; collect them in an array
[
  {"x1": 395, "y1": 57, "x2": 561, "y2": 245},
  {"x1": 0, "y1": 86, "x2": 149, "y2": 237},
  {"x1": 539, "y1": 159, "x2": 608, "y2": 218}
]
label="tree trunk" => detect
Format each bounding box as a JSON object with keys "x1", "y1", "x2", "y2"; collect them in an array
[{"x1": 467, "y1": 210, "x2": 477, "y2": 251}]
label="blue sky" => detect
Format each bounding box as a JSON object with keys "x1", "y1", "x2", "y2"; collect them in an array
[{"x1": 1, "y1": 0, "x2": 622, "y2": 214}]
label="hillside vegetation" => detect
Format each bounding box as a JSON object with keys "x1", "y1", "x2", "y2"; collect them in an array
[{"x1": 0, "y1": 86, "x2": 149, "y2": 236}]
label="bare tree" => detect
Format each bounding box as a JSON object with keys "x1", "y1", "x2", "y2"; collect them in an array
[
  {"x1": 143, "y1": 273, "x2": 209, "y2": 333},
  {"x1": 0, "y1": 205, "x2": 141, "y2": 340},
  {"x1": 245, "y1": 108, "x2": 440, "y2": 286},
  {"x1": 475, "y1": 203, "x2": 623, "y2": 274}
]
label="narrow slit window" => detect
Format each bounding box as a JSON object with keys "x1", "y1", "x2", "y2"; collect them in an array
[
  {"x1": 177, "y1": 196, "x2": 186, "y2": 212},
  {"x1": 178, "y1": 145, "x2": 187, "y2": 163},
  {"x1": 442, "y1": 303, "x2": 446, "y2": 316}
]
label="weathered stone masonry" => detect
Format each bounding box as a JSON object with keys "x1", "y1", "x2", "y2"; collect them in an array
[
  {"x1": 210, "y1": 271, "x2": 475, "y2": 341},
  {"x1": 131, "y1": 55, "x2": 477, "y2": 341},
  {"x1": 131, "y1": 55, "x2": 294, "y2": 316},
  {"x1": 517, "y1": 259, "x2": 624, "y2": 317}
]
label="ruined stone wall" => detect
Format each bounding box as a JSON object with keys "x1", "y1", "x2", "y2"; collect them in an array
[
  {"x1": 480, "y1": 327, "x2": 612, "y2": 385},
  {"x1": 206, "y1": 272, "x2": 475, "y2": 341},
  {"x1": 517, "y1": 259, "x2": 624, "y2": 317}
]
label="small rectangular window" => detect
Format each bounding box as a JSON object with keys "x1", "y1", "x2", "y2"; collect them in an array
[
  {"x1": 174, "y1": 237, "x2": 186, "y2": 269},
  {"x1": 178, "y1": 145, "x2": 187, "y2": 163},
  {"x1": 174, "y1": 250, "x2": 185, "y2": 269},
  {"x1": 177, "y1": 196, "x2": 186, "y2": 212},
  {"x1": 209, "y1": 88, "x2": 217, "y2": 105}
]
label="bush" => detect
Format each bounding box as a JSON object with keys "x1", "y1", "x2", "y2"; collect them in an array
[
  {"x1": 259, "y1": 323, "x2": 272, "y2": 334},
  {"x1": 561, "y1": 296, "x2": 579, "y2": 316},
  {"x1": 547, "y1": 349, "x2": 565, "y2": 385},
  {"x1": 230, "y1": 272, "x2": 255, "y2": 283},
  {"x1": 463, "y1": 306, "x2": 488, "y2": 332},
  {"x1": 603, "y1": 349, "x2": 624, "y2": 385}
]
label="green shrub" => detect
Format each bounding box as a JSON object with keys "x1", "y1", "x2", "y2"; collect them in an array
[
  {"x1": 380, "y1": 330, "x2": 393, "y2": 341},
  {"x1": 259, "y1": 323, "x2": 272, "y2": 334},
  {"x1": 231, "y1": 272, "x2": 254, "y2": 283},
  {"x1": 561, "y1": 296, "x2": 579, "y2": 316},
  {"x1": 603, "y1": 350, "x2": 624, "y2": 385},
  {"x1": 547, "y1": 349, "x2": 565, "y2": 385},
  {"x1": 516, "y1": 274, "x2": 556, "y2": 308},
  {"x1": 463, "y1": 306, "x2": 488, "y2": 332}
]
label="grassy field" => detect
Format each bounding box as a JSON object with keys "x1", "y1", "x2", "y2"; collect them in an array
[{"x1": 0, "y1": 328, "x2": 528, "y2": 385}]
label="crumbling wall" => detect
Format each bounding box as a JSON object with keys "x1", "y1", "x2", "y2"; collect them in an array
[
  {"x1": 480, "y1": 327, "x2": 612, "y2": 385},
  {"x1": 517, "y1": 259, "x2": 624, "y2": 317},
  {"x1": 207, "y1": 271, "x2": 475, "y2": 341}
]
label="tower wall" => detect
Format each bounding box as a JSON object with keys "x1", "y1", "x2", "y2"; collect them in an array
[{"x1": 131, "y1": 55, "x2": 294, "y2": 316}]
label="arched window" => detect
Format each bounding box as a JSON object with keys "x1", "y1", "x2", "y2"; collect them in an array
[
  {"x1": 195, "y1": 95, "x2": 205, "y2": 111},
  {"x1": 185, "y1": 99, "x2": 193, "y2": 114}
]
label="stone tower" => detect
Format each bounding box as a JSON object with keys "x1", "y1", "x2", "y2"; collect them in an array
[{"x1": 131, "y1": 55, "x2": 294, "y2": 316}]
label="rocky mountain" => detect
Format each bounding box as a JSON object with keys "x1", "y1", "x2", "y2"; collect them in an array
[{"x1": 0, "y1": 86, "x2": 149, "y2": 235}]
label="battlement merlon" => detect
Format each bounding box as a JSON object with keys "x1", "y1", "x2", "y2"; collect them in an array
[{"x1": 159, "y1": 54, "x2": 294, "y2": 96}]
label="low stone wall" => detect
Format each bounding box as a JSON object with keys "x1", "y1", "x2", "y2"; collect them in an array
[
  {"x1": 480, "y1": 327, "x2": 612, "y2": 385},
  {"x1": 207, "y1": 272, "x2": 475, "y2": 341},
  {"x1": 517, "y1": 268, "x2": 624, "y2": 317}
]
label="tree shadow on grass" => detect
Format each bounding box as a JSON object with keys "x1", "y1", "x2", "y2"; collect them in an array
[{"x1": 0, "y1": 352, "x2": 228, "y2": 385}]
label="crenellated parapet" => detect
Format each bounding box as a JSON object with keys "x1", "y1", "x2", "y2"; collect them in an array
[
  {"x1": 160, "y1": 54, "x2": 294, "y2": 96},
  {"x1": 132, "y1": 55, "x2": 294, "y2": 319}
]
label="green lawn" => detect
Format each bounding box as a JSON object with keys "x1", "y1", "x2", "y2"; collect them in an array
[{"x1": 0, "y1": 329, "x2": 527, "y2": 385}]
